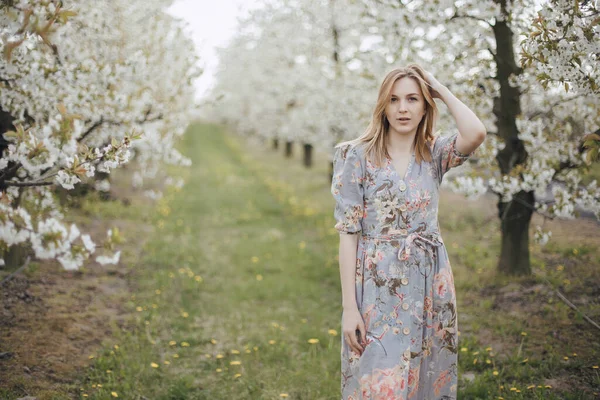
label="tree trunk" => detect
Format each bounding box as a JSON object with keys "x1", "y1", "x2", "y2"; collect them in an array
[
  {"x1": 273, "y1": 138, "x2": 279, "y2": 150},
  {"x1": 493, "y1": 1, "x2": 530, "y2": 275},
  {"x1": 497, "y1": 190, "x2": 533, "y2": 275},
  {"x1": 285, "y1": 141, "x2": 293, "y2": 158},
  {"x1": 303, "y1": 143, "x2": 313, "y2": 167}
]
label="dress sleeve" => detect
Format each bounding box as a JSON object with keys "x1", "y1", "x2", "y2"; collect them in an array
[
  {"x1": 431, "y1": 132, "x2": 475, "y2": 181},
  {"x1": 331, "y1": 144, "x2": 365, "y2": 234}
]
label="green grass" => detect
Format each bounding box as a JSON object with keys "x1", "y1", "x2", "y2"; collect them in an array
[{"x1": 62, "y1": 122, "x2": 600, "y2": 399}]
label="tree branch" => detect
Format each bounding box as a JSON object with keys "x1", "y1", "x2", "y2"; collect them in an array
[{"x1": 449, "y1": 9, "x2": 493, "y2": 28}]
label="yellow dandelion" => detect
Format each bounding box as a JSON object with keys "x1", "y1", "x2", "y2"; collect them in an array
[
  {"x1": 111, "y1": 392, "x2": 118, "y2": 398},
  {"x1": 256, "y1": 274, "x2": 263, "y2": 281},
  {"x1": 151, "y1": 362, "x2": 159, "y2": 368},
  {"x1": 545, "y1": 385, "x2": 552, "y2": 388},
  {"x1": 195, "y1": 276, "x2": 203, "y2": 282},
  {"x1": 181, "y1": 342, "x2": 190, "y2": 347},
  {"x1": 572, "y1": 353, "x2": 577, "y2": 356},
  {"x1": 522, "y1": 358, "x2": 529, "y2": 363},
  {"x1": 485, "y1": 347, "x2": 492, "y2": 351},
  {"x1": 564, "y1": 356, "x2": 569, "y2": 360},
  {"x1": 164, "y1": 360, "x2": 171, "y2": 365},
  {"x1": 253, "y1": 346, "x2": 259, "y2": 351},
  {"x1": 521, "y1": 331, "x2": 527, "y2": 336},
  {"x1": 271, "y1": 322, "x2": 280, "y2": 328},
  {"x1": 136, "y1": 306, "x2": 143, "y2": 312},
  {"x1": 88, "y1": 355, "x2": 95, "y2": 359},
  {"x1": 460, "y1": 347, "x2": 468, "y2": 352},
  {"x1": 556, "y1": 265, "x2": 564, "y2": 271},
  {"x1": 169, "y1": 341, "x2": 176, "y2": 346},
  {"x1": 114, "y1": 345, "x2": 119, "y2": 350},
  {"x1": 510, "y1": 387, "x2": 517, "y2": 391},
  {"x1": 251, "y1": 256, "x2": 259, "y2": 263},
  {"x1": 573, "y1": 248, "x2": 579, "y2": 255},
  {"x1": 472, "y1": 351, "x2": 479, "y2": 355},
  {"x1": 308, "y1": 338, "x2": 319, "y2": 344},
  {"x1": 299, "y1": 241, "x2": 306, "y2": 249},
  {"x1": 328, "y1": 329, "x2": 338, "y2": 336},
  {"x1": 234, "y1": 373, "x2": 242, "y2": 378},
  {"x1": 268, "y1": 340, "x2": 276, "y2": 345},
  {"x1": 280, "y1": 394, "x2": 289, "y2": 398},
  {"x1": 231, "y1": 349, "x2": 240, "y2": 354},
  {"x1": 83, "y1": 395, "x2": 88, "y2": 398},
  {"x1": 173, "y1": 354, "x2": 179, "y2": 358},
  {"x1": 527, "y1": 385, "x2": 535, "y2": 389},
  {"x1": 486, "y1": 359, "x2": 491, "y2": 364},
  {"x1": 493, "y1": 370, "x2": 499, "y2": 376},
  {"x1": 155, "y1": 289, "x2": 161, "y2": 295},
  {"x1": 211, "y1": 338, "x2": 217, "y2": 344},
  {"x1": 97, "y1": 384, "x2": 102, "y2": 388},
  {"x1": 301, "y1": 318, "x2": 307, "y2": 323},
  {"x1": 216, "y1": 354, "x2": 224, "y2": 359},
  {"x1": 181, "y1": 312, "x2": 189, "y2": 318},
  {"x1": 245, "y1": 349, "x2": 251, "y2": 353},
  {"x1": 593, "y1": 366, "x2": 599, "y2": 369},
  {"x1": 216, "y1": 368, "x2": 222, "y2": 372},
  {"x1": 106, "y1": 370, "x2": 112, "y2": 374},
  {"x1": 230, "y1": 361, "x2": 242, "y2": 365}
]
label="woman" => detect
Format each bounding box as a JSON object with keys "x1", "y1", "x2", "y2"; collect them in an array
[{"x1": 331, "y1": 64, "x2": 486, "y2": 399}]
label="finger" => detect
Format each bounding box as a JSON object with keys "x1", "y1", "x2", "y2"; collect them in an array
[
  {"x1": 358, "y1": 325, "x2": 366, "y2": 347},
  {"x1": 349, "y1": 333, "x2": 362, "y2": 355}
]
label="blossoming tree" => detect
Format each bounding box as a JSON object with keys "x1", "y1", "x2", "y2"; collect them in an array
[{"x1": 0, "y1": 0, "x2": 200, "y2": 270}]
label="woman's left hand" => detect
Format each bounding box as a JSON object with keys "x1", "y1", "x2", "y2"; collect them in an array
[{"x1": 422, "y1": 70, "x2": 445, "y2": 99}]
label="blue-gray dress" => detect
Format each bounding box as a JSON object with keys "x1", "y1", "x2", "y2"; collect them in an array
[{"x1": 331, "y1": 132, "x2": 474, "y2": 400}]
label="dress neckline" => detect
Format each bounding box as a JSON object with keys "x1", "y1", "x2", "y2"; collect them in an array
[{"x1": 386, "y1": 152, "x2": 414, "y2": 181}]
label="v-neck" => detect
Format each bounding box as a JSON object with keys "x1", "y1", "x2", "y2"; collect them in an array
[{"x1": 386, "y1": 152, "x2": 414, "y2": 181}]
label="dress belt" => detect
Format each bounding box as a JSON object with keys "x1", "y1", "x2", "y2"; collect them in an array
[{"x1": 361, "y1": 231, "x2": 444, "y2": 261}]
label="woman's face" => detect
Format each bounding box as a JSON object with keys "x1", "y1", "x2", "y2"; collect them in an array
[{"x1": 385, "y1": 76, "x2": 426, "y2": 138}]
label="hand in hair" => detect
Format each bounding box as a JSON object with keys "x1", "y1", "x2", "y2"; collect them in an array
[{"x1": 422, "y1": 70, "x2": 445, "y2": 100}]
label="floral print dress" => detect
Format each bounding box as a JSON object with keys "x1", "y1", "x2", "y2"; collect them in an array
[{"x1": 331, "y1": 132, "x2": 474, "y2": 400}]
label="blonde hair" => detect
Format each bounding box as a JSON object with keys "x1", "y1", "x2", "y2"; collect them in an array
[{"x1": 335, "y1": 63, "x2": 439, "y2": 167}]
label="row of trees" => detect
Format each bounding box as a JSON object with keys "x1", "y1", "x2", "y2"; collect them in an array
[
  {"x1": 1, "y1": 0, "x2": 201, "y2": 270},
  {"x1": 203, "y1": 0, "x2": 599, "y2": 275}
]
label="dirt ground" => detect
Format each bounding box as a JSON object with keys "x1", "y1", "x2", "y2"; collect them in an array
[{"x1": 0, "y1": 174, "x2": 155, "y2": 399}]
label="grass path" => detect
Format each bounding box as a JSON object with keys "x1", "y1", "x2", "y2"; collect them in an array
[
  {"x1": 20, "y1": 122, "x2": 597, "y2": 399},
  {"x1": 77, "y1": 123, "x2": 348, "y2": 399}
]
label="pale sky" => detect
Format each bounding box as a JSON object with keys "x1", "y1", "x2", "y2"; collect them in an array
[{"x1": 167, "y1": 0, "x2": 262, "y2": 102}]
